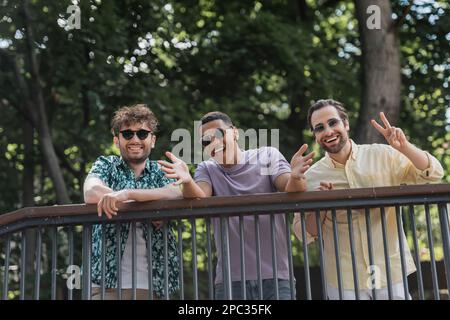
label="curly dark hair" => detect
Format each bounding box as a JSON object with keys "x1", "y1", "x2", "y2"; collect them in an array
[{"x1": 111, "y1": 104, "x2": 159, "y2": 136}]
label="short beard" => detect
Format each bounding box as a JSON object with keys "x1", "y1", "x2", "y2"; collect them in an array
[
  {"x1": 123, "y1": 154, "x2": 149, "y2": 165},
  {"x1": 119, "y1": 143, "x2": 151, "y2": 165},
  {"x1": 322, "y1": 135, "x2": 348, "y2": 154}
]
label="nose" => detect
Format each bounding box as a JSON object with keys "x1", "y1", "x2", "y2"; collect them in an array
[
  {"x1": 322, "y1": 125, "x2": 334, "y2": 135},
  {"x1": 129, "y1": 134, "x2": 140, "y2": 142}
]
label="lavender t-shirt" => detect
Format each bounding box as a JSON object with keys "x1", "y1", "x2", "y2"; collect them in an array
[{"x1": 194, "y1": 146, "x2": 292, "y2": 284}]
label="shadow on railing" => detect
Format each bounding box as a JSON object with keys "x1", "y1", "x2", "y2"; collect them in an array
[{"x1": 0, "y1": 184, "x2": 449, "y2": 300}]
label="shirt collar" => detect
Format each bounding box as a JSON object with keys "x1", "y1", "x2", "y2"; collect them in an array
[
  {"x1": 324, "y1": 139, "x2": 358, "y2": 168},
  {"x1": 118, "y1": 156, "x2": 152, "y2": 174}
]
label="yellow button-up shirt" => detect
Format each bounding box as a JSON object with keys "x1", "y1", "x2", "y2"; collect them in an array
[{"x1": 293, "y1": 140, "x2": 444, "y2": 290}]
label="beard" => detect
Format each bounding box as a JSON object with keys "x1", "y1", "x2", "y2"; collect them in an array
[{"x1": 321, "y1": 134, "x2": 348, "y2": 154}]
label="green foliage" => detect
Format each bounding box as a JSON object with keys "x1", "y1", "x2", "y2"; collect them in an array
[{"x1": 0, "y1": 0, "x2": 448, "y2": 299}]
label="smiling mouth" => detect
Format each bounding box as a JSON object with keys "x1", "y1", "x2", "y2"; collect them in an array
[
  {"x1": 324, "y1": 136, "x2": 339, "y2": 143},
  {"x1": 128, "y1": 145, "x2": 143, "y2": 152},
  {"x1": 211, "y1": 146, "x2": 225, "y2": 157}
]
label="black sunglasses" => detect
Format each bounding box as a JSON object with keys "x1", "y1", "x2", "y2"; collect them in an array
[
  {"x1": 312, "y1": 118, "x2": 342, "y2": 134},
  {"x1": 120, "y1": 129, "x2": 152, "y2": 140},
  {"x1": 201, "y1": 127, "x2": 228, "y2": 148}
]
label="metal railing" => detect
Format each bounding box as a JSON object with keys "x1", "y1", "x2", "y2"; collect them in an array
[{"x1": 0, "y1": 184, "x2": 449, "y2": 300}]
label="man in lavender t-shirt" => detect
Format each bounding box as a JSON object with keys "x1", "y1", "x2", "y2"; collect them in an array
[{"x1": 158, "y1": 111, "x2": 314, "y2": 300}]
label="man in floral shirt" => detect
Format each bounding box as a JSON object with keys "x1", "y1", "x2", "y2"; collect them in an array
[{"x1": 83, "y1": 104, "x2": 181, "y2": 299}]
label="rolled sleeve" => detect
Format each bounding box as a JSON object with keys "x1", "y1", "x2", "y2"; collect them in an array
[
  {"x1": 194, "y1": 161, "x2": 212, "y2": 186},
  {"x1": 87, "y1": 156, "x2": 114, "y2": 186},
  {"x1": 402, "y1": 151, "x2": 444, "y2": 184}
]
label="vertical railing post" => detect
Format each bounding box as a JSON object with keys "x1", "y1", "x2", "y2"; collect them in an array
[
  {"x1": 220, "y1": 216, "x2": 232, "y2": 300},
  {"x1": 395, "y1": 206, "x2": 409, "y2": 300},
  {"x1": 270, "y1": 214, "x2": 279, "y2": 300},
  {"x1": 364, "y1": 208, "x2": 377, "y2": 300},
  {"x1": 115, "y1": 222, "x2": 122, "y2": 300},
  {"x1": 331, "y1": 210, "x2": 343, "y2": 300},
  {"x1": 238, "y1": 215, "x2": 246, "y2": 300},
  {"x1": 409, "y1": 205, "x2": 424, "y2": 300},
  {"x1": 347, "y1": 209, "x2": 360, "y2": 300},
  {"x1": 177, "y1": 220, "x2": 184, "y2": 300},
  {"x1": 254, "y1": 215, "x2": 263, "y2": 300},
  {"x1": 35, "y1": 228, "x2": 42, "y2": 300},
  {"x1": 146, "y1": 220, "x2": 154, "y2": 300},
  {"x1": 438, "y1": 203, "x2": 450, "y2": 300},
  {"x1": 2, "y1": 234, "x2": 11, "y2": 300},
  {"x1": 20, "y1": 231, "x2": 27, "y2": 300},
  {"x1": 82, "y1": 224, "x2": 92, "y2": 300},
  {"x1": 67, "y1": 226, "x2": 74, "y2": 301},
  {"x1": 315, "y1": 210, "x2": 327, "y2": 299},
  {"x1": 300, "y1": 211, "x2": 311, "y2": 300},
  {"x1": 284, "y1": 213, "x2": 295, "y2": 300},
  {"x1": 425, "y1": 204, "x2": 439, "y2": 300},
  {"x1": 380, "y1": 207, "x2": 393, "y2": 300},
  {"x1": 190, "y1": 218, "x2": 198, "y2": 300}
]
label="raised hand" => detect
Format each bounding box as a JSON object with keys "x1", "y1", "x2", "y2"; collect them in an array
[
  {"x1": 158, "y1": 151, "x2": 193, "y2": 185},
  {"x1": 290, "y1": 144, "x2": 315, "y2": 179},
  {"x1": 371, "y1": 112, "x2": 409, "y2": 151}
]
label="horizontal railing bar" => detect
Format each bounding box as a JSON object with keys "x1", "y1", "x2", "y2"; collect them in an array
[
  {"x1": 2, "y1": 184, "x2": 449, "y2": 223},
  {"x1": 0, "y1": 193, "x2": 449, "y2": 236}
]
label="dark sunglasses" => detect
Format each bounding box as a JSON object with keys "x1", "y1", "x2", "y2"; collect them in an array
[
  {"x1": 312, "y1": 118, "x2": 342, "y2": 134},
  {"x1": 119, "y1": 129, "x2": 152, "y2": 140},
  {"x1": 200, "y1": 127, "x2": 228, "y2": 148}
]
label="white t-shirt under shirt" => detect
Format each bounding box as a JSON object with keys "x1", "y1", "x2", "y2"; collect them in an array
[{"x1": 93, "y1": 223, "x2": 149, "y2": 289}]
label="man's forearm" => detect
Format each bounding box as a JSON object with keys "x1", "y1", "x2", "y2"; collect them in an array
[
  {"x1": 285, "y1": 175, "x2": 307, "y2": 193},
  {"x1": 401, "y1": 142, "x2": 429, "y2": 170},
  {"x1": 127, "y1": 186, "x2": 182, "y2": 201},
  {"x1": 84, "y1": 185, "x2": 113, "y2": 204},
  {"x1": 182, "y1": 179, "x2": 207, "y2": 198}
]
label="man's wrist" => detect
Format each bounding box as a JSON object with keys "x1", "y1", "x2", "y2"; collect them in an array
[
  {"x1": 290, "y1": 172, "x2": 306, "y2": 181},
  {"x1": 123, "y1": 189, "x2": 132, "y2": 200}
]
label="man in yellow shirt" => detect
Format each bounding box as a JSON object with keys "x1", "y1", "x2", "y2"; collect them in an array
[{"x1": 293, "y1": 99, "x2": 444, "y2": 300}]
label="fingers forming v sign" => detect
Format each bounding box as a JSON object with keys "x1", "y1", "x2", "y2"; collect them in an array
[{"x1": 371, "y1": 112, "x2": 408, "y2": 151}]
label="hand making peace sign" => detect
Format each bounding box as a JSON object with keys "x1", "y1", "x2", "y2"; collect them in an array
[{"x1": 371, "y1": 112, "x2": 409, "y2": 151}]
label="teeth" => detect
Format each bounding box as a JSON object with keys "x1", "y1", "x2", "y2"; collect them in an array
[
  {"x1": 215, "y1": 146, "x2": 224, "y2": 153},
  {"x1": 326, "y1": 137, "x2": 338, "y2": 143}
]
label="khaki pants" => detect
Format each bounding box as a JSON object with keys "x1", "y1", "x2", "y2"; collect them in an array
[{"x1": 91, "y1": 287, "x2": 157, "y2": 300}]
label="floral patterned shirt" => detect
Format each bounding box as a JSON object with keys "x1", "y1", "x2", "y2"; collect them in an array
[{"x1": 87, "y1": 155, "x2": 179, "y2": 297}]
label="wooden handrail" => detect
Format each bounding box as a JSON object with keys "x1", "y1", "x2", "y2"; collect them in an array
[{"x1": 0, "y1": 184, "x2": 448, "y2": 228}]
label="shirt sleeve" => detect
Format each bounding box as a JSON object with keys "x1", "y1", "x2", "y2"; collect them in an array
[
  {"x1": 86, "y1": 156, "x2": 113, "y2": 186},
  {"x1": 265, "y1": 147, "x2": 292, "y2": 186},
  {"x1": 194, "y1": 161, "x2": 212, "y2": 186},
  {"x1": 387, "y1": 147, "x2": 444, "y2": 185}
]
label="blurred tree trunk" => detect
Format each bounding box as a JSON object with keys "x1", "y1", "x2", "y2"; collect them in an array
[
  {"x1": 22, "y1": 0, "x2": 70, "y2": 204},
  {"x1": 354, "y1": 0, "x2": 401, "y2": 144}
]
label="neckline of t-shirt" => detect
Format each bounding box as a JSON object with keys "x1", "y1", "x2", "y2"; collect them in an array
[{"x1": 212, "y1": 149, "x2": 252, "y2": 174}]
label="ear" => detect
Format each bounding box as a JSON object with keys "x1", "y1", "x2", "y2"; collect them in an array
[
  {"x1": 344, "y1": 119, "x2": 350, "y2": 132},
  {"x1": 233, "y1": 127, "x2": 239, "y2": 141},
  {"x1": 151, "y1": 134, "x2": 156, "y2": 148},
  {"x1": 113, "y1": 136, "x2": 119, "y2": 147}
]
